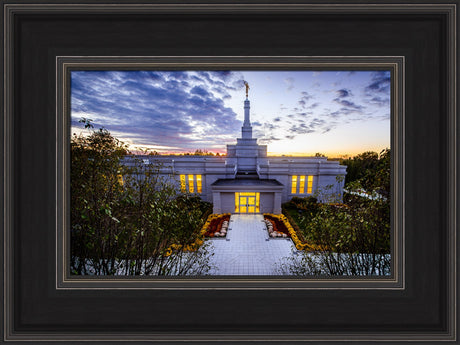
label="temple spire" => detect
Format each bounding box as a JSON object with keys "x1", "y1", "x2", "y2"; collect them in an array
[
  {"x1": 241, "y1": 84, "x2": 252, "y2": 139},
  {"x1": 243, "y1": 98, "x2": 251, "y2": 128}
]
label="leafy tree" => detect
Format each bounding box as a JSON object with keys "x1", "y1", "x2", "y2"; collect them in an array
[
  {"x1": 341, "y1": 148, "x2": 390, "y2": 197},
  {"x1": 71, "y1": 121, "x2": 212, "y2": 275},
  {"x1": 71, "y1": 123, "x2": 128, "y2": 274},
  {"x1": 193, "y1": 149, "x2": 215, "y2": 156},
  {"x1": 281, "y1": 195, "x2": 390, "y2": 276},
  {"x1": 281, "y1": 149, "x2": 391, "y2": 276}
]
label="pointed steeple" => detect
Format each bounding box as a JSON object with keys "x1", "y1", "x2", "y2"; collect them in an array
[{"x1": 242, "y1": 81, "x2": 252, "y2": 139}]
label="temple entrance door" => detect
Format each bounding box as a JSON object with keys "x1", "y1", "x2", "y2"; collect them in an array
[{"x1": 235, "y1": 192, "x2": 260, "y2": 213}]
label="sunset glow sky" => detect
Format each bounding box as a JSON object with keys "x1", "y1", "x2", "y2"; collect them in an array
[{"x1": 71, "y1": 70, "x2": 391, "y2": 157}]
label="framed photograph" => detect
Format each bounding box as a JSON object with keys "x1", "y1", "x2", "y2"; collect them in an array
[
  {"x1": 3, "y1": 1, "x2": 458, "y2": 343},
  {"x1": 59, "y1": 57, "x2": 402, "y2": 287}
]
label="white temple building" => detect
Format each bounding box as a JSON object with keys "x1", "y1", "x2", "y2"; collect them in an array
[{"x1": 125, "y1": 94, "x2": 347, "y2": 214}]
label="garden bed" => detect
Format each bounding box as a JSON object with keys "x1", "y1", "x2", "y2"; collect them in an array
[
  {"x1": 202, "y1": 213, "x2": 231, "y2": 238},
  {"x1": 265, "y1": 212, "x2": 321, "y2": 251},
  {"x1": 263, "y1": 215, "x2": 290, "y2": 238}
]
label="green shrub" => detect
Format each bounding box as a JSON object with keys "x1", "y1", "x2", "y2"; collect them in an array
[
  {"x1": 281, "y1": 190, "x2": 390, "y2": 276},
  {"x1": 71, "y1": 123, "x2": 212, "y2": 276}
]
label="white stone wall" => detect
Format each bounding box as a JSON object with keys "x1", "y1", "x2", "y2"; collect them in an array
[
  {"x1": 123, "y1": 153, "x2": 347, "y2": 212},
  {"x1": 220, "y1": 193, "x2": 235, "y2": 213},
  {"x1": 315, "y1": 174, "x2": 346, "y2": 203},
  {"x1": 122, "y1": 97, "x2": 348, "y2": 213},
  {"x1": 260, "y1": 156, "x2": 347, "y2": 203},
  {"x1": 259, "y1": 192, "x2": 274, "y2": 213}
]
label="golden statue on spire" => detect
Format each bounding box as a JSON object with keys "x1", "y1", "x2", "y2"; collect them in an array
[{"x1": 244, "y1": 81, "x2": 250, "y2": 98}]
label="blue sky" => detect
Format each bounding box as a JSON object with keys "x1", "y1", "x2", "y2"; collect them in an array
[{"x1": 71, "y1": 70, "x2": 390, "y2": 157}]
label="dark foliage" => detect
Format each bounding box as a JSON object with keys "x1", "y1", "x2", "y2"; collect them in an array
[
  {"x1": 280, "y1": 149, "x2": 391, "y2": 276},
  {"x1": 71, "y1": 123, "x2": 212, "y2": 275}
]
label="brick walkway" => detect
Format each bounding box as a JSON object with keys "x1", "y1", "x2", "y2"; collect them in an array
[{"x1": 206, "y1": 214, "x2": 299, "y2": 275}]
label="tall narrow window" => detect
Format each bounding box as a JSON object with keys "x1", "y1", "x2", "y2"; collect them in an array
[
  {"x1": 179, "y1": 174, "x2": 204, "y2": 194},
  {"x1": 188, "y1": 175, "x2": 194, "y2": 193},
  {"x1": 180, "y1": 175, "x2": 186, "y2": 192},
  {"x1": 196, "y1": 175, "x2": 202, "y2": 193},
  {"x1": 291, "y1": 175, "x2": 297, "y2": 194},
  {"x1": 307, "y1": 175, "x2": 314, "y2": 194},
  {"x1": 299, "y1": 175, "x2": 305, "y2": 194}
]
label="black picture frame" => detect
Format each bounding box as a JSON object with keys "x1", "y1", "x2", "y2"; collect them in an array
[
  {"x1": 2, "y1": 1, "x2": 458, "y2": 343},
  {"x1": 57, "y1": 56, "x2": 403, "y2": 288}
]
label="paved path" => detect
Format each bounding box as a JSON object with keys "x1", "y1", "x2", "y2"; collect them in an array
[{"x1": 206, "y1": 214, "x2": 299, "y2": 275}]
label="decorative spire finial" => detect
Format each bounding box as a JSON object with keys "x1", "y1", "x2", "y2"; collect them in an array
[{"x1": 244, "y1": 81, "x2": 250, "y2": 99}]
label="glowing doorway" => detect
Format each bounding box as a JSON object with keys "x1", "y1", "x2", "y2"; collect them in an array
[{"x1": 235, "y1": 192, "x2": 260, "y2": 213}]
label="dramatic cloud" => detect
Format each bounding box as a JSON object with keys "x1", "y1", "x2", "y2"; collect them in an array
[
  {"x1": 252, "y1": 121, "x2": 282, "y2": 144},
  {"x1": 310, "y1": 118, "x2": 326, "y2": 128},
  {"x1": 190, "y1": 85, "x2": 210, "y2": 97},
  {"x1": 333, "y1": 99, "x2": 364, "y2": 110},
  {"x1": 71, "y1": 71, "x2": 244, "y2": 151},
  {"x1": 258, "y1": 135, "x2": 281, "y2": 144},
  {"x1": 289, "y1": 123, "x2": 315, "y2": 135},
  {"x1": 329, "y1": 86, "x2": 365, "y2": 119},
  {"x1": 369, "y1": 96, "x2": 390, "y2": 107},
  {"x1": 298, "y1": 91, "x2": 313, "y2": 108},
  {"x1": 71, "y1": 70, "x2": 391, "y2": 155},
  {"x1": 336, "y1": 88, "x2": 352, "y2": 98},
  {"x1": 365, "y1": 71, "x2": 391, "y2": 94},
  {"x1": 362, "y1": 71, "x2": 391, "y2": 114}
]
